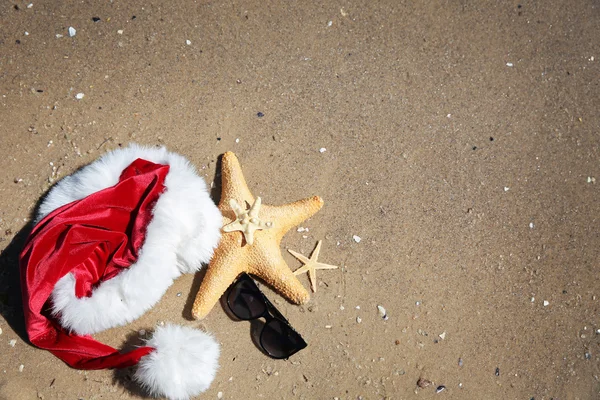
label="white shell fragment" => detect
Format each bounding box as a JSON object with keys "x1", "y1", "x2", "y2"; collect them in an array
[
  {"x1": 356, "y1": 316, "x2": 362, "y2": 323},
  {"x1": 68, "y1": 27, "x2": 76, "y2": 37},
  {"x1": 377, "y1": 305, "x2": 388, "y2": 320},
  {"x1": 75, "y1": 93, "x2": 84, "y2": 100},
  {"x1": 18, "y1": 364, "x2": 24, "y2": 372},
  {"x1": 319, "y1": 147, "x2": 327, "y2": 153},
  {"x1": 353, "y1": 235, "x2": 361, "y2": 243},
  {"x1": 0, "y1": 326, "x2": 2, "y2": 335},
  {"x1": 9, "y1": 339, "x2": 16, "y2": 347},
  {"x1": 186, "y1": 39, "x2": 191, "y2": 45},
  {"x1": 439, "y1": 332, "x2": 446, "y2": 340},
  {"x1": 543, "y1": 300, "x2": 550, "y2": 306}
]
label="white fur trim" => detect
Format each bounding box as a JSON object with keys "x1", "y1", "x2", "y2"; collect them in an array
[
  {"x1": 134, "y1": 324, "x2": 220, "y2": 400},
  {"x1": 45, "y1": 144, "x2": 222, "y2": 334}
]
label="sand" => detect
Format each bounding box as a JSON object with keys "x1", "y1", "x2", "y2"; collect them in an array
[{"x1": 1, "y1": 0, "x2": 599, "y2": 399}]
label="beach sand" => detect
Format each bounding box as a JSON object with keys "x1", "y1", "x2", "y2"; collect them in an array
[{"x1": 1, "y1": 1, "x2": 599, "y2": 399}]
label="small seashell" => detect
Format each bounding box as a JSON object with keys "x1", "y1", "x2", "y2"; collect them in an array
[
  {"x1": 68, "y1": 27, "x2": 76, "y2": 37},
  {"x1": 417, "y1": 377, "x2": 431, "y2": 388},
  {"x1": 377, "y1": 305, "x2": 388, "y2": 320},
  {"x1": 353, "y1": 235, "x2": 361, "y2": 243}
]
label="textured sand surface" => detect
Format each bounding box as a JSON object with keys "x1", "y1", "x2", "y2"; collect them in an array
[{"x1": 1, "y1": 1, "x2": 599, "y2": 399}]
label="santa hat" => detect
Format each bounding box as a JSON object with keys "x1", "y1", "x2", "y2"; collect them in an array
[{"x1": 19, "y1": 144, "x2": 223, "y2": 400}]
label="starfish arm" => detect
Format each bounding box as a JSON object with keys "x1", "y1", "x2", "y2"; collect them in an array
[
  {"x1": 287, "y1": 249, "x2": 311, "y2": 264},
  {"x1": 310, "y1": 240, "x2": 323, "y2": 260},
  {"x1": 266, "y1": 196, "x2": 324, "y2": 234},
  {"x1": 250, "y1": 251, "x2": 310, "y2": 304},
  {"x1": 229, "y1": 199, "x2": 245, "y2": 217},
  {"x1": 248, "y1": 196, "x2": 262, "y2": 218},
  {"x1": 292, "y1": 264, "x2": 311, "y2": 276},
  {"x1": 222, "y1": 220, "x2": 243, "y2": 233},
  {"x1": 308, "y1": 267, "x2": 317, "y2": 292},
  {"x1": 219, "y1": 152, "x2": 254, "y2": 206},
  {"x1": 315, "y1": 262, "x2": 339, "y2": 270},
  {"x1": 244, "y1": 225, "x2": 255, "y2": 245},
  {"x1": 191, "y1": 246, "x2": 245, "y2": 320}
]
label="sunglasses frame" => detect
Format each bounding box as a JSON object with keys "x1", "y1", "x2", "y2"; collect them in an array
[{"x1": 226, "y1": 273, "x2": 307, "y2": 359}]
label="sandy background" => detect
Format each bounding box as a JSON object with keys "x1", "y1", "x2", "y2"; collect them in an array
[{"x1": 1, "y1": 0, "x2": 600, "y2": 399}]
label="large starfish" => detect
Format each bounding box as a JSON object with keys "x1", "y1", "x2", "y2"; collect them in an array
[
  {"x1": 191, "y1": 152, "x2": 324, "y2": 320},
  {"x1": 288, "y1": 240, "x2": 339, "y2": 293}
]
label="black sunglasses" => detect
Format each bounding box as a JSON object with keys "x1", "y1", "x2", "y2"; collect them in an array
[{"x1": 226, "y1": 273, "x2": 307, "y2": 359}]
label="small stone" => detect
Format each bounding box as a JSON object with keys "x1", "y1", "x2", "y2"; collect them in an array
[
  {"x1": 529, "y1": 222, "x2": 534, "y2": 229},
  {"x1": 356, "y1": 317, "x2": 362, "y2": 323},
  {"x1": 458, "y1": 357, "x2": 463, "y2": 367},
  {"x1": 18, "y1": 364, "x2": 24, "y2": 372},
  {"x1": 327, "y1": 20, "x2": 333, "y2": 27},
  {"x1": 117, "y1": 30, "x2": 124, "y2": 34},
  {"x1": 436, "y1": 385, "x2": 446, "y2": 393},
  {"x1": 439, "y1": 332, "x2": 446, "y2": 340},
  {"x1": 75, "y1": 93, "x2": 84, "y2": 100},
  {"x1": 506, "y1": 62, "x2": 514, "y2": 67},
  {"x1": 0, "y1": 327, "x2": 2, "y2": 335},
  {"x1": 68, "y1": 27, "x2": 76, "y2": 37},
  {"x1": 55, "y1": 34, "x2": 63, "y2": 38},
  {"x1": 325, "y1": 325, "x2": 332, "y2": 329},
  {"x1": 543, "y1": 300, "x2": 549, "y2": 307},
  {"x1": 92, "y1": 17, "x2": 101, "y2": 22},
  {"x1": 176, "y1": 292, "x2": 182, "y2": 297},
  {"x1": 353, "y1": 235, "x2": 361, "y2": 243},
  {"x1": 319, "y1": 147, "x2": 326, "y2": 153},
  {"x1": 235, "y1": 138, "x2": 240, "y2": 143},
  {"x1": 495, "y1": 367, "x2": 500, "y2": 376},
  {"x1": 417, "y1": 377, "x2": 431, "y2": 388},
  {"x1": 531, "y1": 297, "x2": 535, "y2": 302},
  {"x1": 27, "y1": 3, "x2": 33, "y2": 8},
  {"x1": 395, "y1": 339, "x2": 400, "y2": 345},
  {"x1": 186, "y1": 40, "x2": 191, "y2": 45},
  {"x1": 585, "y1": 352, "x2": 592, "y2": 360},
  {"x1": 257, "y1": 112, "x2": 264, "y2": 118},
  {"x1": 9, "y1": 339, "x2": 16, "y2": 347},
  {"x1": 217, "y1": 392, "x2": 223, "y2": 399},
  {"x1": 504, "y1": 187, "x2": 510, "y2": 192},
  {"x1": 138, "y1": 329, "x2": 146, "y2": 336}
]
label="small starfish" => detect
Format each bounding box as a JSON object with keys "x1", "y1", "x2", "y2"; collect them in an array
[
  {"x1": 222, "y1": 197, "x2": 273, "y2": 245},
  {"x1": 288, "y1": 240, "x2": 339, "y2": 293}
]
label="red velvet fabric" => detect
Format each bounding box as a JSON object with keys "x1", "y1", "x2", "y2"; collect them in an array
[{"x1": 20, "y1": 159, "x2": 170, "y2": 370}]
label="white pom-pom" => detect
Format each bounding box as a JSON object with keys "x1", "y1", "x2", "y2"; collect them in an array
[{"x1": 134, "y1": 324, "x2": 220, "y2": 400}]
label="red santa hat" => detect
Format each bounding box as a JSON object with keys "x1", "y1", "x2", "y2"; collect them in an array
[{"x1": 19, "y1": 144, "x2": 223, "y2": 400}]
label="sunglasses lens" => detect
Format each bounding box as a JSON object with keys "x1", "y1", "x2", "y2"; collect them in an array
[
  {"x1": 260, "y1": 319, "x2": 307, "y2": 359},
  {"x1": 227, "y1": 278, "x2": 267, "y2": 320}
]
